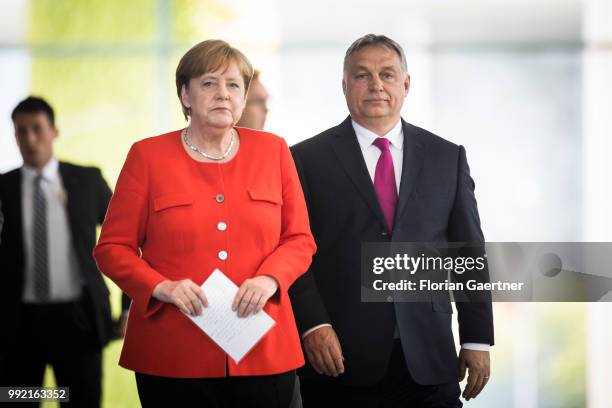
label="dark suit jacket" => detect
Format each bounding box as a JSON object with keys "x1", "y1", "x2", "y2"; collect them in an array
[
  {"x1": 0, "y1": 161, "x2": 118, "y2": 355},
  {"x1": 289, "y1": 117, "x2": 494, "y2": 386}
]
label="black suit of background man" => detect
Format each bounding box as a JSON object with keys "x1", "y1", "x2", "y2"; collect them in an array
[{"x1": 0, "y1": 96, "x2": 128, "y2": 408}]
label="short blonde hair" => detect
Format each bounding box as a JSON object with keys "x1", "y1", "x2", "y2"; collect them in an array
[{"x1": 176, "y1": 39, "x2": 254, "y2": 120}]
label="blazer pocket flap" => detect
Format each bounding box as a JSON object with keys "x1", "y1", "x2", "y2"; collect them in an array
[
  {"x1": 248, "y1": 188, "x2": 283, "y2": 205},
  {"x1": 153, "y1": 193, "x2": 194, "y2": 211}
]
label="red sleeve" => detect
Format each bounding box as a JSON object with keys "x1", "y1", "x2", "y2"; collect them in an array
[
  {"x1": 255, "y1": 138, "x2": 317, "y2": 299},
  {"x1": 93, "y1": 142, "x2": 167, "y2": 317}
]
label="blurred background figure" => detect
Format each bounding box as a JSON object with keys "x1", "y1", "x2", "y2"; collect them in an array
[
  {"x1": 238, "y1": 69, "x2": 302, "y2": 408},
  {"x1": 0, "y1": 96, "x2": 125, "y2": 407},
  {"x1": 237, "y1": 70, "x2": 269, "y2": 130}
]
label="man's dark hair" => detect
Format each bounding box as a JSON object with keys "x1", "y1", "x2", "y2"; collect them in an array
[
  {"x1": 11, "y1": 96, "x2": 55, "y2": 126},
  {"x1": 343, "y1": 34, "x2": 408, "y2": 74}
]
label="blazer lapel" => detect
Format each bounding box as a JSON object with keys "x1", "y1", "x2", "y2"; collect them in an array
[
  {"x1": 5, "y1": 169, "x2": 24, "y2": 263},
  {"x1": 58, "y1": 162, "x2": 80, "y2": 239},
  {"x1": 394, "y1": 120, "x2": 425, "y2": 228},
  {"x1": 330, "y1": 116, "x2": 387, "y2": 228}
]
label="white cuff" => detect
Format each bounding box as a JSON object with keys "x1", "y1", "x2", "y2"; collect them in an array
[
  {"x1": 462, "y1": 343, "x2": 490, "y2": 351},
  {"x1": 302, "y1": 323, "x2": 332, "y2": 339}
]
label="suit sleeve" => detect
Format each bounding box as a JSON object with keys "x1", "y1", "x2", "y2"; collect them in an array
[
  {"x1": 287, "y1": 147, "x2": 333, "y2": 334},
  {"x1": 93, "y1": 143, "x2": 167, "y2": 318},
  {"x1": 447, "y1": 145, "x2": 494, "y2": 346},
  {"x1": 0, "y1": 199, "x2": 3, "y2": 245},
  {"x1": 121, "y1": 292, "x2": 131, "y2": 312},
  {"x1": 95, "y1": 168, "x2": 112, "y2": 225},
  {"x1": 254, "y1": 139, "x2": 317, "y2": 301}
]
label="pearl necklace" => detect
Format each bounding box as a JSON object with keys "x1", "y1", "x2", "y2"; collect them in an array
[{"x1": 183, "y1": 127, "x2": 235, "y2": 161}]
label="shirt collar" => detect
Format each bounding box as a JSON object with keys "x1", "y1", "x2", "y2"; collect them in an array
[
  {"x1": 22, "y1": 157, "x2": 60, "y2": 183},
  {"x1": 352, "y1": 119, "x2": 404, "y2": 150}
]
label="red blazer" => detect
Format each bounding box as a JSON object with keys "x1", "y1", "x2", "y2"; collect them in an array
[{"x1": 94, "y1": 128, "x2": 316, "y2": 378}]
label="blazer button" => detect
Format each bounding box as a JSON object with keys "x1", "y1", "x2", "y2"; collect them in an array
[
  {"x1": 218, "y1": 250, "x2": 228, "y2": 260},
  {"x1": 381, "y1": 230, "x2": 388, "y2": 236},
  {"x1": 215, "y1": 194, "x2": 225, "y2": 203},
  {"x1": 217, "y1": 221, "x2": 227, "y2": 231}
]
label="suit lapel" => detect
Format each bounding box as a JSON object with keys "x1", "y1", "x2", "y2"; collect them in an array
[
  {"x1": 58, "y1": 162, "x2": 80, "y2": 239},
  {"x1": 394, "y1": 120, "x2": 425, "y2": 229},
  {"x1": 330, "y1": 117, "x2": 387, "y2": 228},
  {"x1": 5, "y1": 169, "x2": 24, "y2": 262}
]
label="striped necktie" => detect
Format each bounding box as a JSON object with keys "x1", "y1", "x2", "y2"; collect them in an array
[{"x1": 33, "y1": 173, "x2": 49, "y2": 301}]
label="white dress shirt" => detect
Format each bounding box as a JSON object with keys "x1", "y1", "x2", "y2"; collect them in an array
[
  {"x1": 21, "y1": 157, "x2": 82, "y2": 303},
  {"x1": 303, "y1": 120, "x2": 489, "y2": 352},
  {"x1": 353, "y1": 119, "x2": 404, "y2": 192}
]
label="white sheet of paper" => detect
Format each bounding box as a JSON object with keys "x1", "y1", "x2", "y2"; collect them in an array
[{"x1": 185, "y1": 269, "x2": 276, "y2": 363}]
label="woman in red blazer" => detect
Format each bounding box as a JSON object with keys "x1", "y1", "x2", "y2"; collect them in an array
[{"x1": 94, "y1": 40, "x2": 316, "y2": 407}]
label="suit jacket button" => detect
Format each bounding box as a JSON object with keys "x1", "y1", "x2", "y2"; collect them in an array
[
  {"x1": 381, "y1": 231, "x2": 388, "y2": 236},
  {"x1": 215, "y1": 194, "x2": 225, "y2": 203}
]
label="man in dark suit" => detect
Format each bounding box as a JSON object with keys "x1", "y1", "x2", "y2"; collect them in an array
[
  {"x1": 289, "y1": 34, "x2": 494, "y2": 407},
  {"x1": 0, "y1": 96, "x2": 125, "y2": 407}
]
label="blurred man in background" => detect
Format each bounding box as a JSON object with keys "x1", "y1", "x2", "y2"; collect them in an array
[
  {"x1": 237, "y1": 70, "x2": 303, "y2": 408},
  {"x1": 0, "y1": 96, "x2": 124, "y2": 407},
  {"x1": 237, "y1": 69, "x2": 269, "y2": 129}
]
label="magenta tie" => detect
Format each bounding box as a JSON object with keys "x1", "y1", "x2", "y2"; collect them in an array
[{"x1": 372, "y1": 137, "x2": 398, "y2": 232}]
